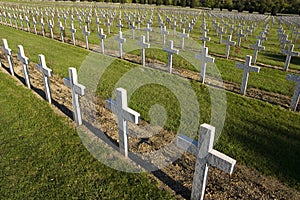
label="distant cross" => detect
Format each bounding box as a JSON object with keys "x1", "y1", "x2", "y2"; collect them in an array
[
  {"x1": 116, "y1": 19, "x2": 124, "y2": 32},
  {"x1": 96, "y1": 16, "x2": 100, "y2": 33},
  {"x1": 280, "y1": 34, "x2": 291, "y2": 50},
  {"x1": 286, "y1": 74, "x2": 300, "y2": 111},
  {"x1": 256, "y1": 32, "x2": 267, "y2": 45},
  {"x1": 63, "y1": 67, "x2": 86, "y2": 126},
  {"x1": 161, "y1": 25, "x2": 169, "y2": 45},
  {"x1": 17, "y1": 45, "x2": 31, "y2": 89},
  {"x1": 115, "y1": 31, "x2": 126, "y2": 59},
  {"x1": 1, "y1": 38, "x2": 14, "y2": 76},
  {"x1": 83, "y1": 25, "x2": 90, "y2": 50},
  {"x1": 249, "y1": 39, "x2": 265, "y2": 64},
  {"x1": 98, "y1": 28, "x2": 107, "y2": 54},
  {"x1": 32, "y1": 17, "x2": 37, "y2": 34},
  {"x1": 106, "y1": 19, "x2": 111, "y2": 34},
  {"x1": 70, "y1": 22, "x2": 77, "y2": 46},
  {"x1": 163, "y1": 40, "x2": 179, "y2": 74},
  {"x1": 25, "y1": 16, "x2": 30, "y2": 32},
  {"x1": 130, "y1": 22, "x2": 136, "y2": 40},
  {"x1": 222, "y1": 35, "x2": 236, "y2": 59},
  {"x1": 137, "y1": 35, "x2": 150, "y2": 66},
  {"x1": 195, "y1": 47, "x2": 215, "y2": 83},
  {"x1": 40, "y1": 18, "x2": 45, "y2": 36},
  {"x1": 281, "y1": 44, "x2": 299, "y2": 71},
  {"x1": 106, "y1": 88, "x2": 140, "y2": 157},
  {"x1": 48, "y1": 19, "x2": 54, "y2": 39},
  {"x1": 36, "y1": 54, "x2": 52, "y2": 103},
  {"x1": 236, "y1": 29, "x2": 245, "y2": 47},
  {"x1": 19, "y1": 15, "x2": 24, "y2": 30},
  {"x1": 236, "y1": 55, "x2": 260, "y2": 95},
  {"x1": 144, "y1": 23, "x2": 152, "y2": 42},
  {"x1": 178, "y1": 28, "x2": 189, "y2": 49},
  {"x1": 218, "y1": 26, "x2": 226, "y2": 44},
  {"x1": 177, "y1": 123, "x2": 236, "y2": 200},
  {"x1": 173, "y1": 21, "x2": 177, "y2": 36},
  {"x1": 199, "y1": 31, "x2": 210, "y2": 47},
  {"x1": 59, "y1": 21, "x2": 65, "y2": 42}
]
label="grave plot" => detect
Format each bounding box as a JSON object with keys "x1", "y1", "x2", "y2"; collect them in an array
[{"x1": 0, "y1": 2, "x2": 297, "y2": 198}]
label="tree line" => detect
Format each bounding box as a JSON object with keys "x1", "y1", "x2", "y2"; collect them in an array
[{"x1": 67, "y1": 0, "x2": 300, "y2": 15}]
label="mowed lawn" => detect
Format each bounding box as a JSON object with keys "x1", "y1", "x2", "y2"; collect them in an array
[
  {"x1": 0, "y1": 22, "x2": 300, "y2": 194},
  {"x1": 0, "y1": 70, "x2": 174, "y2": 199}
]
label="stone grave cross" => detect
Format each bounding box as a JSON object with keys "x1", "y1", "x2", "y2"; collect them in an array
[
  {"x1": 286, "y1": 74, "x2": 300, "y2": 111},
  {"x1": 249, "y1": 39, "x2": 265, "y2": 64},
  {"x1": 281, "y1": 44, "x2": 299, "y2": 71},
  {"x1": 195, "y1": 47, "x2": 215, "y2": 83},
  {"x1": 36, "y1": 54, "x2": 52, "y2": 103},
  {"x1": 163, "y1": 40, "x2": 179, "y2": 74},
  {"x1": 144, "y1": 23, "x2": 152, "y2": 42},
  {"x1": 161, "y1": 25, "x2": 169, "y2": 45},
  {"x1": 178, "y1": 28, "x2": 189, "y2": 49},
  {"x1": 115, "y1": 31, "x2": 126, "y2": 59},
  {"x1": 106, "y1": 88, "x2": 140, "y2": 157},
  {"x1": 222, "y1": 35, "x2": 236, "y2": 59},
  {"x1": 98, "y1": 28, "x2": 107, "y2": 54},
  {"x1": 177, "y1": 123, "x2": 236, "y2": 200},
  {"x1": 63, "y1": 67, "x2": 86, "y2": 126},
  {"x1": 137, "y1": 35, "x2": 150, "y2": 66},
  {"x1": 1, "y1": 38, "x2": 14, "y2": 76},
  {"x1": 70, "y1": 22, "x2": 77, "y2": 45},
  {"x1": 83, "y1": 25, "x2": 90, "y2": 50},
  {"x1": 17, "y1": 45, "x2": 31, "y2": 89},
  {"x1": 236, "y1": 55, "x2": 260, "y2": 95}
]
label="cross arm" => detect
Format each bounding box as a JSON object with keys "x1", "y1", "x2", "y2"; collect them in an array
[
  {"x1": 249, "y1": 66, "x2": 260, "y2": 73},
  {"x1": 286, "y1": 74, "x2": 300, "y2": 83},
  {"x1": 123, "y1": 107, "x2": 140, "y2": 124},
  {"x1": 208, "y1": 149, "x2": 236, "y2": 174},
  {"x1": 106, "y1": 98, "x2": 117, "y2": 114},
  {"x1": 177, "y1": 134, "x2": 198, "y2": 156}
]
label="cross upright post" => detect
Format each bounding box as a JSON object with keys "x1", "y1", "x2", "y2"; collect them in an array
[
  {"x1": 137, "y1": 35, "x2": 150, "y2": 66},
  {"x1": 236, "y1": 29, "x2": 245, "y2": 47},
  {"x1": 236, "y1": 55, "x2": 260, "y2": 95},
  {"x1": 281, "y1": 44, "x2": 299, "y2": 71},
  {"x1": 36, "y1": 54, "x2": 52, "y2": 104},
  {"x1": 286, "y1": 74, "x2": 300, "y2": 111},
  {"x1": 249, "y1": 39, "x2": 265, "y2": 64},
  {"x1": 17, "y1": 45, "x2": 31, "y2": 89},
  {"x1": 48, "y1": 19, "x2": 54, "y2": 39},
  {"x1": 163, "y1": 40, "x2": 179, "y2": 74},
  {"x1": 63, "y1": 67, "x2": 86, "y2": 126},
  {"x1": 144, "y1": 23, "x2": 152, "y2": 42},
  {"x1": 161, "y1": 25, "x2": 169, "y2": 45},
  {"x1": 199, "y1": 31, "x2": 210, "y2": 47},
  {"x1": 106, "y1": 88, "x2": 140, "y2": 157},
  {"x1": 195, "y1": 47, "x2": 215, "y2": 83},
  {"x1": 177, "y1": 123, "x2": 236, "y2": 200},
  {"x1": 70, "y1": 22, "x2": 77, "y2": 46},
  {"x1": 2, "y1": 38, "x2": 14, "y2": 76}
]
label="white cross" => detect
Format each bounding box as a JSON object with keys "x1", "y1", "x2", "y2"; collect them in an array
[
  {"x1": 218, "y1": 26, "x2": 226, "y2": 44},
  {"x1": 98, "y1": 28, "x2": 106, "y2": 54},
  {"x1": 163, "y1": 40, "x2": 179, "y2": 74},
  {"x1": 199, "y1": 31, "x2": 210, "y2": 47},
  {"x1": 281, "y1": 44, "x2": 299, "y2": 71},
  {"x1": 32, "y1": 16, "x2": 37, "y2": 34},
  {"x1": 178, "y1": 28, "x2": 189, "y2": 49},
  {"x1": 236, "y1": 29, "x2": 245, "y2": 47},
  {"x1": 177, "y1": 123, "x2": 236, "y2": 200},
  {"x1": 17, "y1": 45, "x2": 31, "y2": 89},
  {"x1": 236, "y1": 55, "x2": 260, "y2": 95},
  {"x1": 115, "y1": 31, "x2": 126, "y2": 59},
  {"x1": 144, "y1": 23, "x2": 152, "y2": 42},
  {"x1": 63, "y1": 67, "x2": 86, "y2": 126},
  {"x1": 59, "y1": 21, "x2": 65, "y2": 42},
  {"x1": 40, "y1": 18, "x2": 45, "y2": 36},
  {"x1": 1, "y1": 38, "x2": 14, "y2": 76},
  {"x1": 106, "y1": 19, "x2": 111, "y2": 34},
  {"x1": 106, "y1": 88, "x2": 140, "y2": 157},
  {"x1": 286, "y1": 74, "x2": 300, "y2": 111},
  {"x1": 83, "y1": 25, "x2": 90, "y2": 50},
  {"x1": 137, "y1": 35, "x2": 150, "y2": 66},
  {"x1": 161, "y1": 25, "x2": 169, "y2": 45},
  {"x1": 116, "y1": 19, "x2": 124, "y2": 31},
  {"x1": 249, "y1": 39, "x2": 265, "y2": 64},
  {"x1": 195, "y1": 47, "x2": 215, "y2": 83},
  {"x1": 48, "y1": 19, "x2": 54, "y2": 39},
  {"x1": 222, "y1": 35, "x2": 236, "y2": 59},
  {"x1": 256, "y1": 32, "x2": 267, "y2": 44},
  {"x1": 70, "y1": 22, "x2": 77, "y2": 46},
  {"x1": 130, "y1": 22, "x2": 136, "y2": 39},
  {"x1": 36, "y1": 54, "x2": 52, "y2": 104}
]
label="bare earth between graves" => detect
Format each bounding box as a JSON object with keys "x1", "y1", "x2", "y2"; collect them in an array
[{"x1": 1, "y1": 52, "x2": 300, "y2": 199}]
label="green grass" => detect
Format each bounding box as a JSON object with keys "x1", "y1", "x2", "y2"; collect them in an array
[
  {"x1": 0, "y1": 70, "x2": 175, "y2": 199},
  {"x1": 1, "y1": 18, "x2": 300, "y2": 193}
]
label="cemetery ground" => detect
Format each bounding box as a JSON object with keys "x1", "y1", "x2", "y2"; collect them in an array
[{"x1": 0, "y1": 5, "x2": 300, "y2": 199}]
